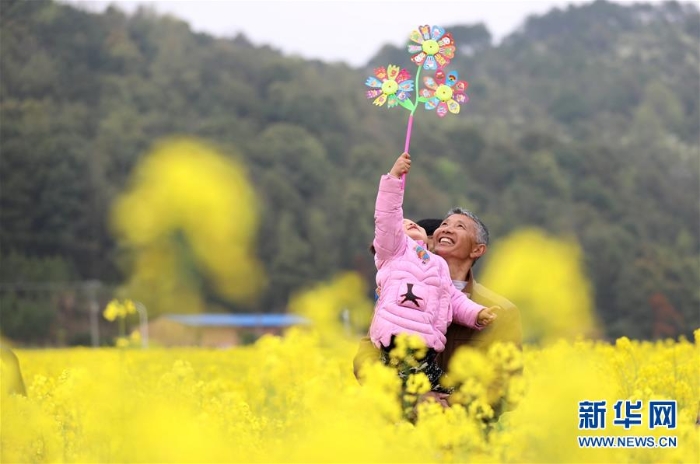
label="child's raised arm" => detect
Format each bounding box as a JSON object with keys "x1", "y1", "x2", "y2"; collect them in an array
[{"x1": 373, "y1": 152, "x2": 412, "y2": 261}]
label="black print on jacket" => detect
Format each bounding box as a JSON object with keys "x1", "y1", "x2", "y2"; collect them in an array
[{"x1": 400, "y1": 283, "x2": 423, "y2": 308}]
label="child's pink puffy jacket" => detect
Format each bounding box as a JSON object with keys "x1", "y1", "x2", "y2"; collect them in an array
[{"x1": 369, "y1": 174, "x2": 485, "y2": 352}]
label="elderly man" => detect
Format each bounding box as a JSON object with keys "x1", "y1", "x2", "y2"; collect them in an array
[{"x1": 353, "y1": 208, "x2": 522, "y2": 378}]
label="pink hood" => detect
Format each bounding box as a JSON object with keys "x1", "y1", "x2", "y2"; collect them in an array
[{"x1": 369, "y1": 174, "x2": 485, "y2": 351}]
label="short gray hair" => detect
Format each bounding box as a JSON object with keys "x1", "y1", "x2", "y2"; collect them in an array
[{"x1": 445, "y1": 207, "x2": 489, "y2": 245}]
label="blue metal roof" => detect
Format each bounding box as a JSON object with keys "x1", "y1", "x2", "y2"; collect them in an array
[{"x1": 163, "y1": 313, "x2": 309, "y2": 328}]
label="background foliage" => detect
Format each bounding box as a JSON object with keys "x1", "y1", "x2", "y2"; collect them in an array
[{"x1": 1, "y1": 0, "x2": 698, "y2": 343}]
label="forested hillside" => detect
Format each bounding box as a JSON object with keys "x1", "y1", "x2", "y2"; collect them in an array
[{"x1": 1, "y1": 0, "x2": 698, "y2": 343}]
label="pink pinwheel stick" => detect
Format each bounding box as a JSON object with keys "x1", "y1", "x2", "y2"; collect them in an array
[{"x1": 401, "y1": 114, "x2": 414, "y2": 188}]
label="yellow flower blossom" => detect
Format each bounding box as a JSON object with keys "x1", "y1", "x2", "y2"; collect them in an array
[
  {"x1": 406, "y1": 333, "x2": 427, "y2": 352},
  {"x1": 102, "y1": 299, "x2": 120, "y2": 321},
  {"x1": 616, "y1": 336, "x2": 632, "y2": 351},
  {"x1": 480, "y1": 228, "x2": 599, "y2": 342},
  {"x1": 124, "y1": 300, "x2": 136, "y2": 315},
  {"x1": 130, "y1": 330, "x2": 141, "y2": 344},
  {"x1": 103, "y1": 299, "x2": 138, "y2": 321},
  {"x1": 288, "y1": 272, "x2": 373, "y2": 344},
  {"x1": 110, "y1": 138, "x2": 266, "y2": 314},
  {"x1": 488, "y1": 341, "x2": 523, "y2": 373},
  {"x1": 447, "y1": 347, "x2": 495, "y2": 386},
  {"x1": 405, "y1": 373, "x2": 431, "y2": 395}
]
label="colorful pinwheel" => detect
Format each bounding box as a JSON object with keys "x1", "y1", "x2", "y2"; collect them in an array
[
  {"x1": 407, "y1": 25, "x2": 455, "y2": 70},
  {"x1": 365, "y1": 65, "x2": 413, "y2": 108},
  {"x1": 363, "y1": 25, "x2": 467, "y2": 186},
  {"x1": 421, "y1": 69, "x2": 469, "y2": 117}
]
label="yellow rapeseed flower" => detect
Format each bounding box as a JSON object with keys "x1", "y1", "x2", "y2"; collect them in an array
[
  {"x1": 129, "y1": 330, "x2": 141, "y2": 344},
  {"x1": 480, "y1": 228, "x2": 599, "y2": 342},
  {"x1": 288, "y1": 272, "x2": 373, "y2": 344},
  {"x1": 124, "y1": 300, "x2": 136, "y2": 315},
  {"x1": 103, "y1": 300, "x2": 120, "y2": 321},
  {"x1": 111, "y1": 138, "x2": 266, "y2": 314},
  {"x1": 405, "y1": 373, "x2": 431, "y2": 395}
]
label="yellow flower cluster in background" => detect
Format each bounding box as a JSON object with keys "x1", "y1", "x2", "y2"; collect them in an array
[
  {"x1": 480, "y1": 228, "x2": 599, "y2": 342},
  {"x1": 110, "y1": 138, "x2": 266, "y2": 314},
  {"x1": 102, "y1": 299, "x2": 136, "y2": 322},
  {"x1": 2, "y1": 331, "x2": 698, "y2": 463},
  {"x1": 288, "y1": 272, "x2": 373, "y2": 344}
]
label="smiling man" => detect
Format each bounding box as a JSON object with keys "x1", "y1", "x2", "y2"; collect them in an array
[
  {"x1": 354, "y1": 207, "x2": 522, "y2": 383},
  {"x1": 430, "y1": 208, "x2": 522, "y2": 368}
]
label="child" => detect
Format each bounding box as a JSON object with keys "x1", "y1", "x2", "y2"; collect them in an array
[{"x1": 370, "y1": 152, "x2": 497, "y2": 392}]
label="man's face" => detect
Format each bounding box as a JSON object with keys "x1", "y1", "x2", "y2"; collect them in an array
[
  {"x1": 402, "y1": 219, "x2": 428, "y2": 244},
  {"x1": 432, "y1": 214, "x2": 478, "y2": 260}
]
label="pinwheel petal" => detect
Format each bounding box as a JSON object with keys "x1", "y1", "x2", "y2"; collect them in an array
[
  {"x1": 365, "y1": 76, "x2": 383, "y2": 88},
  {"x1": 374, "y1": 66, "x2": 387, "y2": 80},
  {"x1": 434, "y1": 69, "x2": 446, "y2": 85},
  {"x1": 436, "y1": 101, "x2": 448, "y2": 117},
  {"x1": 446, "y1": 71, "x2": 459, "y2": 86},
  {"x1": 423, "y1": 55, "x2": 438, "y2": 70},
  {"x1": 425, "y1": 97, "x2": 439, "y2": 110},
  {"x1": 373, "y1": 94, "x2": 388, "y2": 106},
  {"x1": 407, "y1": 44, "x2": 422, "y2": 54},
  {"x1": 398, "y1": 80, "x2": 414, "y2": 92},
  {"x1": 439, "y1": 45, "x2": 456, "y2": 59},
  {"x1": 409, "y1": 30, "x2": 424, "y2": 44},
  {"x1": 437, "y1": 33, "x2": 453, "y2": 47},
  {"x1": 396, "y1": 90, "x2": 410, "y2": 101},
  {"x1": 430, "y1": 25, "x2": 445, "y2": 41},
  {"x1": 387, "y1": 94, "x2": 399, "y2": 108},
  {"x1": 387, "y1": 65, "x2": 400, "y2": 80},
  {"x1": 455, "y1": 80, "x2": 468, "y2": 93},
  {"x1": 366, "y1": 89, "x2": 383, "y2": 99},
  {"x1": 424, "y1": 76, "x2": 439, "y2": 90},
  {"x1": 447, "y1": 99, "x2": 460, "y2": 114},
  {"x1": 420, "y1": 89, "x2": 435, "y2": 98},
  {"x1": 434, "y1": 53, "x2": 448, "y2": 68},
  {"x1": 396, "y1": 69, "x2": 411, "y2": 83},
  {"x1": 454, "y1": 93, "x2": 467, "y2": 104},
  {"x1": 419, "y1": 25, "x2": 431, "y2": 41},
  {"x1": 411, "y1": 52, "x2": 427, "y2": 66}
]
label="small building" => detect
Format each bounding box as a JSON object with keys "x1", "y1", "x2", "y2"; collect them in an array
[{"x1": 148, "y1": 313, "x2": 309, "y2": 348}]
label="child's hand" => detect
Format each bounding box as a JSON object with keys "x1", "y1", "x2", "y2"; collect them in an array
[
  {"x1": 477, "y1": 306, "x2": 499, "y2": 327},
  {"x1": 389, "y1": 152, "x2": 411, "y2": 178}
]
